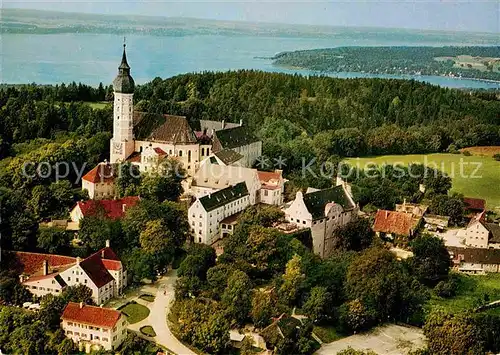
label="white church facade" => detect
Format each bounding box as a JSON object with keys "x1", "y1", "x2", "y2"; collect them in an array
[{"x1": 108, "y1": 44, "x2": 261, "y2": 175}]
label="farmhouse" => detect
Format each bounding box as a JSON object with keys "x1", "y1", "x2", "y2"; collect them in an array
[
  {"x1": 464, "y1": 197, "x2": 486, "y2": 218},
  {"x1": 13, "y1": 242, "x2": 127, "y2": 304},
  {"x1": 448, "y1": 246, "x2": 500, "y2": 274},
  {"x1": 61, "y1": 302, "x2": 128, "y2": 352},
  {"x1": 465, "y1": 212, "x2": 500, "y2": 249},
  {"x1": 283, "y1": 185, "x2": 357, "y2": 258},
  {"x1": 372, "y1": 210, "x2": 418, "y2": 239}
]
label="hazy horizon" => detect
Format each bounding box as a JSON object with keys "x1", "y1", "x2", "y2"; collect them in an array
[{"x1": 3, "y1": 0, "x2": 499, "y2": 33}]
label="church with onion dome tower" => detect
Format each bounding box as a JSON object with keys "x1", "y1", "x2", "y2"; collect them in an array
[{"x1": 110, "y1": 43, "x2": 136, "y2": 164}]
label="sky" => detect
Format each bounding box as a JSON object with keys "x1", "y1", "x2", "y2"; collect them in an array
[{"x1": 4, "y1": 0, "x2": 500, "y2": 33}]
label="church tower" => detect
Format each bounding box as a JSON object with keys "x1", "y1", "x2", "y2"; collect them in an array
[{"x1": 110, "y1": 43, "x2": 135, "y2": 163}]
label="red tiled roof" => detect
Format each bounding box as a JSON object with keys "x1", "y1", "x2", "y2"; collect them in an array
[
  {"x1": 80, "y1": 251, "x2": 115, "y2": 288},
  {"x1": 257, "y1": 171, "x2": 282, "y2": 183},
  {"x1": 14, "y1": 246, "x2": 123, "y2": 288},
  {"x1": 464, "y1": 197, "x2": 486, "y2": 211},
  {"x1": 82, "y1": 163, "x2": 117, "y2": 183},
  {"x1": 14, "y1": 252, "x2": 76, "y2": 275},
  {"x1": 62, "y1": 302, "x2": 122, "y2": 328},
  {"x1": 373, "y1": 210, "x2": 414, "y2": 237},
  {"x1": 153, "y1": 147, "x2": 167, "y2": 155},
  {"x1": 102, "y1": 259, "x2": 122, "y2": 271},
  {"x1": 76, "y1": 196, "x2": 140, "y2": 220},
  {"x1": 126, "y1": 152, "x2": 141, "y2": 163}
]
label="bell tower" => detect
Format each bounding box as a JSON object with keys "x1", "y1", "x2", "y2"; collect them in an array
[{"x1": 110, "y1": 42, "x2": 135, "y2": 163}]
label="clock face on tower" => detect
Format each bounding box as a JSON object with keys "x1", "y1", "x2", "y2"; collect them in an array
[{"x1": 113, "y1": 142, "x2": 123, "y2": 154}]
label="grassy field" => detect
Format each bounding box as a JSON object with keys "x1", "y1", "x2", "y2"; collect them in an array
[
  {"x1": 84, "y1": 101, "x2": 110, "y2": 109},
  {"x1": 119, "y1": 302, "x2": 150, "y2": 324},
  {"x1": 313, "y1": 325, "x2": 344, "y2": 343},
  {"x1": 139, "y1": 294, "x2": 155, "y2": 302},
  {"x1": 427, "y1": 273, "x2": 500, "y2": 314},
  {"x1": 345, "y1": 153, "x2": 500, "y2": 211},
  {"x1": 140, "y1": 325, "x2": 157, "y2": 337}
]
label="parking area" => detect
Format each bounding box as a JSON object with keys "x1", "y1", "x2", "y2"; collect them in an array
[
  {"x1": 316, "y1": 324, "x2": 426, "y2": 355},
  {"x1": 429, "y1": 228, "x2": 466, "y2": 247}
]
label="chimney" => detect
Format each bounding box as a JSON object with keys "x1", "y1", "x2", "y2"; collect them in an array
[
  {"x1": 76, "y1": 257, "x2": 81, "y2": 265},
  {"x1": 101, "y1": 250, "x2": 105, "y2": 258},
  {"x1": 403, "y1": 198, "x2": 407, "y2": 206},
  {"x1": 105, "y1": 239, "x2": 110, "y2": 248},
  {"x1": 385, "y1": 211, "x2": 389, "y2": 219},
  {"x1": 122, "y1": 204, "x2": 127, "y2": 213},
  {"x1": 42, "y1": 260, "x2": 48, "y2": 276},
  {"x1": 239, "y1": 119, "x2": 243, "y2": 126},
  {"x1": 79, "y1": 302, "x2": 83, "y2": 309},
  {"x1": 221, "y1": 119, "x2": 225, "y2": 129},
  {"x1": 211, "y1": 129, "x2": 215, "y2": 137}
]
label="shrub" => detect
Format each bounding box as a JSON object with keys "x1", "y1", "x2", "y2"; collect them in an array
[
  {"x1": 462, "y1": 150, "x2": 472, "y2": 156},
  {"x1": 493, "y1": 154, "x2": 500, "y2": 161},
  {"x1": 434, "y1": 278, "x2": 457, "y2": 298}
]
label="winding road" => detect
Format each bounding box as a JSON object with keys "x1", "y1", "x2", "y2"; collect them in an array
[{"x1": 127, "y1": 269, "x2": 195, "y2": 355}]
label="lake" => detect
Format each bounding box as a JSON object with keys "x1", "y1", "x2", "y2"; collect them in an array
[{"x1": 2, "y1": 33, "x2": 499, "y2": 89}]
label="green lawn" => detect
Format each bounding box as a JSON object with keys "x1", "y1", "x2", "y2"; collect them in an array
[
  {"x1": 140, "y1": 325, "x2": 157, "y2": 337},
  {"x1": 139, "y1": 294, "x2": 155, "y2": 302},
  {"x1": 345, "y1": 153, "x2": 500, "y2": 211},
  {"x1": 427, "y1": 273, "x2": 500, "y2": 314},
  {"x1": 313, "y1": 325, "x2": 344, "y2": 343},
  {"x1": 119, "y1": 302, "x2": 150, "y2": 324},
  {"x1": 84, "y1": 101, "x2": 110, "y2": 109}
]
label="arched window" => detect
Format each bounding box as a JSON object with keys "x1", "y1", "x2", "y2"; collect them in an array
[
  {"x1": 188, "y1": 150, "x2": 191, "y2": 163},
  {"x1": 179, "y1": 150, "x2": 183, "y2": 157},
  {"x1": 201, "y1": 148, "x2": 205, "y2": 156}
]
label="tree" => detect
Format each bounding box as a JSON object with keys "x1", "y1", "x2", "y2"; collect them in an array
[
  {"x1": 139, "y1": 219, "x2": 175, "y2": 254},
  {"x1": 302, "y1": 286, "x2": 332, "y2": 322},
  {"x1": 178, "y1": 244, "x2": 216, "y2": 280},
  {"x1": 345, "y1": 247, "x2": 428, "y2": 324},
  {"x1": 206, "y1": 264, "x2": 234, "y2": 299},
  {"x1": 115, "y1": 162, "x2": 141, "y2": 197},
  {"x1": 331, "y1": 219, "x2": 374, "y2": 251},
  {"x1": 122, "y1": 199, "x2": 188, "y2": 250},
  {"x1": 37, "y1": 227, "x2": 71, "y2": 254},
  {"x1": 337, "y1": 348, "x2": 378, "y2": 355},
  {"x1": 174, "y1": 276, "x2": 203, "y2": 299},
  {"x1": 409, "y1": 234, "x2": 451, "y2": 286},
  {"x1": 125, "y1": 248, "x2": 157, "y2": 283},
  {"x1": 423, "y1": 310, "x2": 485, "y2": 355},
  {"x1": 247, "y1": 226, "x2": 284, "y2": 277},
  {"x1": 279, "y1": 254, "x2": 305, "y2": 306},
  {"x1": 139, "y1": 158, "x2": 185, "y2": 202},
  {"x1": 170, "y1": 298, "x2": 230, "y2": 354},
  {"x1": 251, "y1": 289, "x2": 276, "y2": 328},
  {"x1": 79, "y1": 214, "x2": 122, "y2": 251},
  {"x1": 430, "y1": 194, "x2": 465, "y2": 226},
  {"x1": 338, "y1": 299, "x2": 376, "y2": 332},
  {"x1": 221, "y1": 270, "x2": 252, "y2": 325}
]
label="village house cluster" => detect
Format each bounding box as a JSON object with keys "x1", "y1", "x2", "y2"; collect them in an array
[{"x1": 372, "y1": 195, "x2": 500, "y2": 275}]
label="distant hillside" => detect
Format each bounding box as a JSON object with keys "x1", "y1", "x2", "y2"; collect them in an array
[
  {"x1": 1, "y1": 8, "x2": 500, "y2": 44},
  {"x1": 273, "y1": 46, "x2": 500, "y2": 82}
]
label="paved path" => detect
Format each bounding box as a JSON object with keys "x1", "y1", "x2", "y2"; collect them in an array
[
  {"x1": 121, "y1": 270, "x2": 195, "y2": 355},
  {"x1": 147, "y1": 270, "x2": 196, "y2": 355},
  {"x1": 315, "y1": 324, "x2": 425, "y2": 355}
]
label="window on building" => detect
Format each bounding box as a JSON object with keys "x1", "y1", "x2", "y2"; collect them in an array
[
  {"x1": 68, "y1": 277, "x2": 71, "y2": 281},
  {"x1": 179, "y1": 150, "x2": 183, "y2": 157},
  {"x1": 188, "y1": 150, "x2": 192, "y2": 163},
  {"x1": 76, "y1": 278, "x2": 79, "y2": 282}
]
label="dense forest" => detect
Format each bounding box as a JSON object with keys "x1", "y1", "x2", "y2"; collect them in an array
[
  {"x1": 1, "y1": 71, "x2": 500, "y2": 354},
  {"x1": 273, "y1": 46, "x2": 500, "y2": 81}
]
